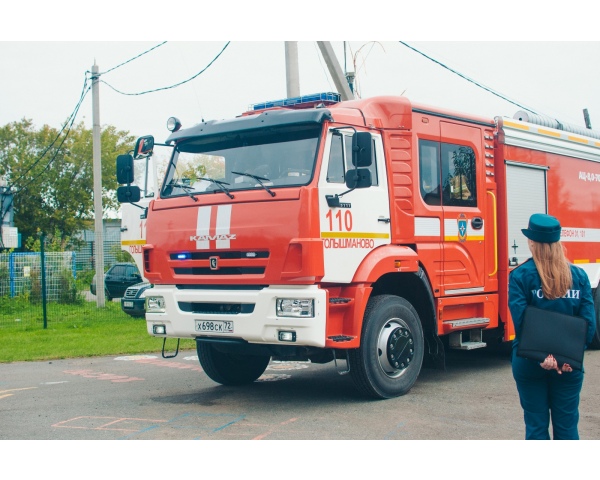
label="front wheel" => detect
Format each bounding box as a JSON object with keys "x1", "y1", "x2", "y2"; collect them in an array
[
  {"x1": 349, "y1": 295, "x2": 424, "y2": 399},
  {"x1": 197, "y1": 343, "x2": 270, "y2": 386}
]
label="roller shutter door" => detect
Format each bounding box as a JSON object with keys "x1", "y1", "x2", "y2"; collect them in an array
[{"x1": 506, "y1": 162, "x2": 547, "y2": 264}]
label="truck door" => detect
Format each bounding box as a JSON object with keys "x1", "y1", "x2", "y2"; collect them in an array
[
  {"x1": 439, "y1": 122, "x2": 487, "y2": 293},
  {"x1": 318, "y1": 130, "x2": 391, "y2": 283}
]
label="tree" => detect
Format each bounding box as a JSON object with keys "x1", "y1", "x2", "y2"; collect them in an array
[{"x1": 0, "y1": 119, "x2": 134, "y2": 250}]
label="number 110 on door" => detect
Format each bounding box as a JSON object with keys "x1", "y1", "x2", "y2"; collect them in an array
[{"x1": 326, "y1": 210, "x2": 353, "y2": 231}]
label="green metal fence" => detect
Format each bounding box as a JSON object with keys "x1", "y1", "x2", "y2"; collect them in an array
[{"x1": 0, "y1": 237, "x2": 134, "y2": 330}]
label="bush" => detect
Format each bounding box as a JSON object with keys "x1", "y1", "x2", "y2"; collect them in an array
[
  {"x1": 76, "y1": 269, "x2": 95, "y2": 291},
  {"x1": 29, "y1": 268, "x2": 42, "y2": 304},
  {"x1": 28, "y1": 267, "x2": 82, "y2": 305},
  {"x1": 58, "y1": 268, "x2": 82, "y2": 304}
]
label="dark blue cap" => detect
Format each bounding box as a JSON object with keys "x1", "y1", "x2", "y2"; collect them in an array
[{"x1": 521, "y1": 213, "x2": 561, "y2": 243}]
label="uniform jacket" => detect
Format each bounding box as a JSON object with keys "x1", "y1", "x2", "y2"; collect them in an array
[{"x1": 508, "y1": 258, "x2": 596, "y2": 350}]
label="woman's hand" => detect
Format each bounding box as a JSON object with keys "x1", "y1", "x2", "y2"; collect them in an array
[
  {"x1": 539, "y1": 354, "x2": 572, "y2": 374},
  {"x1": 540, "y1": 354, "x2": 559, "y2": 372},
  {"x1": 561, "y1": 363, "x2": 573, "y2": 373}
]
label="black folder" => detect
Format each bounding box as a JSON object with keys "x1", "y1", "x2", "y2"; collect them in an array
[{"x1": 516, "y1": 305, "x2": 587, "y2": 370}]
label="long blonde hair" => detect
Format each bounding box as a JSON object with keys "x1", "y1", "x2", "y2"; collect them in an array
[{"x1": 529, "y1": 240, "x2": 572, "y2": 299}]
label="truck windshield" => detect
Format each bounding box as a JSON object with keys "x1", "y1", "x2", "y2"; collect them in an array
[{"x1": 161, "y1": 124, "x2": 321, "y2": 198}]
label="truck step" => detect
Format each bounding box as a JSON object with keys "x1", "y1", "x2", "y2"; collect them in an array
[
  {"x1": 329, "y1": 297, "x2": 352, "y2": 304},
  {"x1": 328, "y1": 335, "x2": 355, "y2": 342},
  {"x1": 443, "y1": 317, "x2": 490, "y2": 329},
  {"x1": 449, "y1": 329, "x2": 487, "y2": 350}
]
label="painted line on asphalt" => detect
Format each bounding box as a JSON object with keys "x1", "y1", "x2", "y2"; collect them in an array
[
  {"x1": 63, "y1": 369, "x2": 144, "y2": 382},
  {"x1": 252, "y1": 417, "x2": 299, "y2": 440},
  {"x1": 0, "y1": 387, "x2": 37, "y2": 400},
  {"x1": 130, "y1": 357, "x2": 204, "y2": 372},
  {"x1": 52, "y1": 416, "x2": 168, "y2": 432},
  {"x1": 51, "y1": 412, "x2": 304, "y2": 440},
  {"x1": 119, "y1": 412, "x2": 247, "y2": 440}
]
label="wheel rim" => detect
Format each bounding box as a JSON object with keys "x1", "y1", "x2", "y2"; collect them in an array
[{"x1": 377, "y1": 319, "x2": 415, "y2": 378}]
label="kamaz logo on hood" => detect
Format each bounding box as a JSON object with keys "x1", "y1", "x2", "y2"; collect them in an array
[
  {"x1": 192, "y1": 205, "x2": 235, "y2": 250},
  {"x1": 190, "y1": 234, "x2": 237, "y2": 242}
]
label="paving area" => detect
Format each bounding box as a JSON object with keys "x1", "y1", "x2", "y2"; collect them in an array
[{"x1": 1, "y1": 347, "x2": 599, "y2": 441}]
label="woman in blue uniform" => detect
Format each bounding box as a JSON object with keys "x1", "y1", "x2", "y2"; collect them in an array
[{"x1": 509, "y1": 213, "x2": 596, "y2": 440}]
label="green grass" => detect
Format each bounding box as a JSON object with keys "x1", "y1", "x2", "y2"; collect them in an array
[{"x1": 0, "y1": 299, "x2": 196, "y2": 363}]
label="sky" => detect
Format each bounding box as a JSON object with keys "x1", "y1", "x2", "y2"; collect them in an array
[{"x1": 1, "y1": 3, "x2": 600, "y2": 146}]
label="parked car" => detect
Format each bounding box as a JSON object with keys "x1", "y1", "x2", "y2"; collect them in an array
[
  {"x1": 121, "y1": 282, "x2": 152, "y2": 318},
  {"x1": 90, "y1": 262, "x2": 142, "y2": 301}
]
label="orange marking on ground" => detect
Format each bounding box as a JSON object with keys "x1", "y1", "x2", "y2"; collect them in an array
[
  {"x1": 0, "y1": 387, "x2": 37, "y2": 399},
  {"x1": 251, "y1": 417, "x2": 300, "y2": 439}
]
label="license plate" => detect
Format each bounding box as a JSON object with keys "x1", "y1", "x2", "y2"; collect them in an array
[
  {"x1": 195, "y1": 320, "x2": 234, "y2": 333},
  {"x1": 123, "y1": 301, "x2": 134, "y2": 308}
]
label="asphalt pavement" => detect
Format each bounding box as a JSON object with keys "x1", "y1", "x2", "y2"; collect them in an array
[{"x1": 1, "y1": 346, "x2": 599, "y2": 441}]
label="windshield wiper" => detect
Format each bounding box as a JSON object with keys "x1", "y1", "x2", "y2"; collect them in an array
[
  {"x1": 231, "y1": 171, "x2": 276, "y2": 197},
  {"x1": 199, "y1": 177, "x2": 234, "y2": 199},
  {"x1": 167, "y1": 182, "x2": 198, "y2": 202}
]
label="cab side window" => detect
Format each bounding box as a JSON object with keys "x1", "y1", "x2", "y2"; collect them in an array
[
  {"x1": 327, "y1": 132, "x2": 379, "y2": 186},
  {"x1": 419, "y1": 140, "x2": 441, "y2": 206},
  {"x1": 419, "y1": 139, "x2": 476, "y2": 207},
  {"x1": 441, "y1": 143, "x2": 476, "y2": 207},
  {"x1": 327, "y1": 133, "x2": 345, "y2": 183}
]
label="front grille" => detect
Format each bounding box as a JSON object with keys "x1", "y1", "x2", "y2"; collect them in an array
[
  {"x1": 171, "y1": 250, "x2": 269, "y2": 277},
  {"x1": 174, "y1": 267, "x2": 265, "y2": 275},
  {"x1": 124, "y1": 288, "x2": 140, "y2": 299},
  {"x1": 170, "y1": 251, "x2": 269, "y2": 260},
  {"x1": 176, "y1": 284, "x2": 266, "y2": 291},
  {"x1": 178, "y1": 302, "x2": 255, "y2": 314}
]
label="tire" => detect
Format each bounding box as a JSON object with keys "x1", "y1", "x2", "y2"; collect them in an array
[
  {"x1": 104, "y1": 288, "x2": 112, "y2": 302},
  {"x1": 348, "y1": 295, "x2": 424, "y2": 399},
  {"x1": 197, "y1": 343, "x2": 270, "y2": 386},
  {"x1": 589, "y1": 287, "x2": 600, "y2": 349}
]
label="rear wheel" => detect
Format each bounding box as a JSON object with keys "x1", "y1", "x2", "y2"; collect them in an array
[
  {"x1": 349, "y1": 295, "x2": 424, "y2": 399},
  {"x1": 197, "y1": 343, "x2": 270, "y2": 385},
  {"x1": 589, "y1": 287, "x2": 600, "y2": 349}
]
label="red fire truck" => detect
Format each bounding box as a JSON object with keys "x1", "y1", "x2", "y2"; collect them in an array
[{"x1": 117, "y1": 92, "x2": 600, "y2": 399}]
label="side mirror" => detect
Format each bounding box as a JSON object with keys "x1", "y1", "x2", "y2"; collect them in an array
[
  {"x1": 117, "y1": 185, "x2": 141, "y2": 203},
  {"x1": 134, "y1": 135, "x2": 154, "y2": 159},
  {"x1": 346, "y1": 168, "x2": 372, "y2": 189},
  {"x1": 352, "y1": 132, "x2": 372, "y2": 167},
  {"x1": 116, "y1": 154, "x2": 134, "y2": 184}
]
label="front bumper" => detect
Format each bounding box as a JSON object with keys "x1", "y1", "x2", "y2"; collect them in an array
[
  {"x1": 145, "y1": 285, "x2": 327, "y2": 348},
  {"x1": 121, "y1": 298, "x2": 146, "y2": 317}
]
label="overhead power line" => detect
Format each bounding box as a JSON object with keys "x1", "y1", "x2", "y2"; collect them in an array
[
  {"x1": 398, "y1": 41, "x2": 538, "y2": 115},
  {"x1": 7, "y1": 74, "x2": 92, "y2": 194},
  {"x1": 6, "y1": 41, "x2": 171, "y2": 194},
  {"x1": 100, "y1": 41, "x2": 231, "y2": 96},
  {"x1": 99, "y1": 41, "x2": 168, "y2": 75}
]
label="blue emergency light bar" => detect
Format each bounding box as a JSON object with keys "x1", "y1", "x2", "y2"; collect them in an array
[{"x1": 251, "y1": 92, "x2": 341, "y2": 111}]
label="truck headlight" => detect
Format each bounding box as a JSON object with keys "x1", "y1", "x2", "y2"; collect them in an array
[
  {"x1": 276, "y1": 298, "x2": 314, "y2": 318},
  {"x1": 146, "y1": 296, "x2": 166, "y2": 313}
]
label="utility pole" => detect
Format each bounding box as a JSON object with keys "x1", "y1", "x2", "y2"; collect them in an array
[
  {"x1": 285, "y1": 42, "x2": 300, "y2": 98},
  {"x1": 92, "y1": 62, "x2": 105, "y2": 307},
  {"x1": 316, "y1": 42, "x2": 354, "y2": 101}
]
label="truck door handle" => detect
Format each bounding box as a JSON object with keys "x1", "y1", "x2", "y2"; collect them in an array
[
  {"x1": 378, "y1": 217, "x2": 391, "y2": 223},
  {"x1": 471, "y1": 217, "x2": 483, "y2": 229}
]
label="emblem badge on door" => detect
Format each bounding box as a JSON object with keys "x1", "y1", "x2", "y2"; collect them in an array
[{"x1": 457, "y1": 213, "x2": 467, "y2": 243}]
